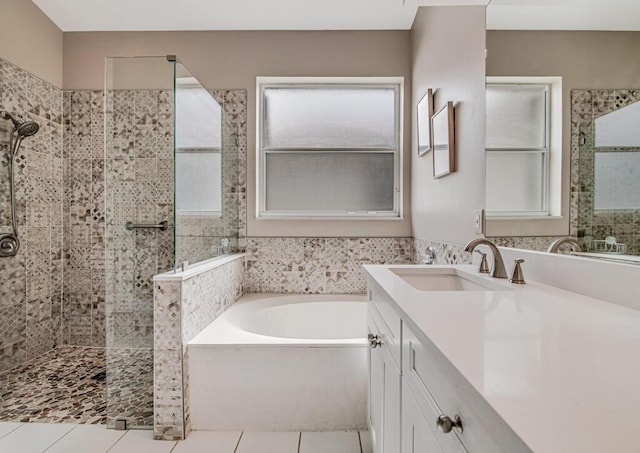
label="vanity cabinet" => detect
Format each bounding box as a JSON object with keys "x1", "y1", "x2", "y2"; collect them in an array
[
  {"x1": 367, "y1": 280, "x2": 532, "y2": 453},
  {"x1": 368, "y1": 305, "x2": 401, "y2": 453},
  {"x1": 402, "y1": 382, "x2": 451, "y2": 453}
]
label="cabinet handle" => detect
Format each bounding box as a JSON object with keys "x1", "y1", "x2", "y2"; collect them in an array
[
  {"x1": 436, "y1": 414, "x2": 463, "y2": 434},
  {"x1": 368, "y1": 333, "x2": 382, "y2": 348}
]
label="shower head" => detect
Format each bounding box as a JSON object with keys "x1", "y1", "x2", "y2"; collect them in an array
[
  {"x1": 0, "y1": 111, "x2": 39, "y2": 137},
  {"x1": 16, "y1": 121, "x2": 39, "y2": 137}
]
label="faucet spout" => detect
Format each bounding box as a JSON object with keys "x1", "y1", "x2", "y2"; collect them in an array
[
  {"x1": 463, "y1": 238, "x2": 508, "y2": 279},
  {"x1": 546, "y1": 237, "x2": 582, "y2": 254}
]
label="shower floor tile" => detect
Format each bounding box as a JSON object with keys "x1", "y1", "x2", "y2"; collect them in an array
[{"x1": 0, "y1": 346, "x2": 107, "y2": 424}]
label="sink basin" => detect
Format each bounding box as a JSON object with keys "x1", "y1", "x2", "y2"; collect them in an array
[{"x1": 390, "y1": 267, "x2": 509, "y2": 292}]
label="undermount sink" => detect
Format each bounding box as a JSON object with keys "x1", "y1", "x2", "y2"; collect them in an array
[{"x1": 390, "y1": 267, "x2": 509, "y2": 292}]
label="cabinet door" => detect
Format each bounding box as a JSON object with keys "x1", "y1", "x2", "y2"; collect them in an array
[
  {"x1": 369, "y1": 327, "x2": 384, "y2": 453},
  {"x1": 382, "y1": 347, "x2": 401, "y2": 453},
  {"x1": 402, "y1": 387, "x2": 448, "y2": 453},
  {"x1": 369, "y1": 311, "x2": 401, "y2": 453}
]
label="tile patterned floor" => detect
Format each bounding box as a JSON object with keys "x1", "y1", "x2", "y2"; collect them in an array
[
  {"x1": 0, "y1": 347, "x2": 107, "y2": 424},
  {"x1": 0, "y1": 424, "x2": 373, "y2": 453},
  {"x1": 0, "y1": 346, "x2": 153, "y2": 426}
]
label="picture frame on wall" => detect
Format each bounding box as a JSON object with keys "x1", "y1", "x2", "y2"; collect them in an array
[
  {"x1": 417, "y1": 89, "x2": 434, "y2": 156},
  {"x1": 432, "y1": 101, "x2": 455, "y2": 178}
]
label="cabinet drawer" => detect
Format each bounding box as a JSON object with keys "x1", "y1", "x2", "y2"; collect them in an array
[
  {"x1": 403, "y1": 324, "x2": 528, "y2": 453},
  {"x1": 402, "y1": 379, "x2": 466, "y2": 453},
  {"x1": 368, "y1": 285, "x2": 402, "y2": 370}
]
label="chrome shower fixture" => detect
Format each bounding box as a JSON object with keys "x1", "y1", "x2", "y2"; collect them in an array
[{"x1": 0, "y1": 110, "x2": 39, "y2": 257}]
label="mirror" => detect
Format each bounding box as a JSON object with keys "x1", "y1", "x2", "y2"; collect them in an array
[{"x1": 485, "y1": 1, "x2": 640, "y2": 263}]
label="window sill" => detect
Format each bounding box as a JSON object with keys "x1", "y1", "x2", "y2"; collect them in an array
[{"x1": 256, "y1": 215, "x2": 404, "y2": 221}]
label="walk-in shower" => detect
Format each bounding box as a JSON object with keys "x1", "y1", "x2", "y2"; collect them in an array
[
  {"x1": 0, "y1": 111, "x2": 38, "y2": 257},
  {"x1": 0, "y1": 54, "x2": 238, "y2": 429},
  {"x1": 104, "y1": 55, "x2": 238, "y2": 429}
]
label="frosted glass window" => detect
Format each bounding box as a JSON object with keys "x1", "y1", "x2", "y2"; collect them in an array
[
  {"x1": 595, "y1": 101, "x2": 640, "y2": 147},
  {"x1": 176, "y1": 86, "x2": 221, "y2": 149},
  {"x1": 486, "y1": 82, "x2": 552, "y2": 216},
  {"x1": 258, "y1": 79, "x2": 401, "y2": 217},
  {"x1": 486, "y1": 152, "x2": 545, "y2": 213},
  {"x1": 176, "y1": 152, "x2": 221, "y2": 213},
  {"x1": 265, "y1": 153, "x2": 394, "y2": 212},
  {"x1": 263, "y1": 87, "x2": 396, "y2": 149},
  {"x1": 594, "y1": 152, "x2": 640, "y2": 209},
  {"x1": 486, "y1": 85, "x2": 547, "y2": 149}
]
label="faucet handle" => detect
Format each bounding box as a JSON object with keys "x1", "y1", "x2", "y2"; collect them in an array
[
  {"x1": 474, "y1": 250, "x2": 490, "y2": 274},
  {"x1": 509, "y1": 259, "x2": 526, "y2": 285}
]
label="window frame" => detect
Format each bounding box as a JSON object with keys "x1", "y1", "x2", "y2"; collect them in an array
[
  {"x1": 485, "y1": 77, "x2": 562, "y2": 220},
  {"x1": 256, "y1": 76, "x2": 403, "y2": 219}
]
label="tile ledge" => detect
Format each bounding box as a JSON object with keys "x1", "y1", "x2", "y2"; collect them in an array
[{"x1": 153, "y1": 253, "x2": 245, "y2": 282}]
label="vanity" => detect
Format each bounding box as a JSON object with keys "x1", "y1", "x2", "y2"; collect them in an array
[{"x1": 364, "y1": 264, "x2": 640, "y2": 453}]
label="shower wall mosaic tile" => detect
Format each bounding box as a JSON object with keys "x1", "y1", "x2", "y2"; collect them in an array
[
  {"x1": 63, "y1": 90, "x2": 107, "y2": 347},
  {"x1": 0, "y1": 57, "x2": 64, "y2": 373},
  {"x1": 175, "y1": 90, "x2": 246, "y2": 265},
  {"x1": 244, "y1": 237, "x2": 412, "y2": 294},
  {"x1": 103, "y1": 87, "x2": 175, "y2": 428},
  {"x1": 571, "y1": 89, "x2": 640, "y2": 255},
  {"x1": 153, "y1": 255, "x2": 244, "y2": 440}
]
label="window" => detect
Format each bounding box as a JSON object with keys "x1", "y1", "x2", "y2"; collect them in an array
[
  {"x1": 485, "y1": 77, "x2": 562, "y2": 218},
  {"x1": 175, "y1": 81, "x2": 222, "y2": 216},
  {"x1": 257, "y1": 77, "x2": 402, "y2": 218}
]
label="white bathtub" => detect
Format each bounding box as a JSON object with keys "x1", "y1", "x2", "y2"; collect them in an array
[{"x1": 188, "y1": 294, "x2": 368, "y2": 431}]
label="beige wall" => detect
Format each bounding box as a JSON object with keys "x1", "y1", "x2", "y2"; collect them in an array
[
  {"x1": 63, "y1": 30, "x2": 412, "y2": 237},
  {"x1": 0, "y1": 0, "x2": 62, "y2": 87},
  {"x1": 410, "y1": 6, "x2": 487, "y2": 245},
  {"x1": 486, "y1": 30, "x2": 640, "y2": 237}
]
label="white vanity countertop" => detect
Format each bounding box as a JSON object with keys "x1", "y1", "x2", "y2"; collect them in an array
[{"x1": 363, "y1": 264, "x2": 640, "y2": 453}]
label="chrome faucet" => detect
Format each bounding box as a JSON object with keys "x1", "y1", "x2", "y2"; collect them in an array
[
  {"x1": 464, "y1": 238, "x2": 508, "y2": 279},
  {"x1": 546, "y1": 237, "x2": 582, "y2": 254}
]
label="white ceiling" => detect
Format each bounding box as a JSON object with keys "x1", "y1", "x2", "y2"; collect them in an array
[
  {"x1": 32, "y1": 0, "x2": 640, "y2": 31},
  {"x1": 487, "y1": 0, "x2": 640, "y2": 30}
]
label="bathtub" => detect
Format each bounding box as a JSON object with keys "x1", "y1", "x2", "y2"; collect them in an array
[{"x1": 188, "y1": 293, "x2": 368, "y2": 431}]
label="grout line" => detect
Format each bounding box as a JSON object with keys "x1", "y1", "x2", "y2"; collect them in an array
[
  {"x1": 297, "y1": 432, "x2": 302, "y2": 453},
  {"x1": 233, "y1": 431, "x2": 244, "y2": 453},
  {"x1": 105, "y1": 429, "x2": 130, "y2": 453},
  {"x1": 358, "y1": 431, "x2": 363, "y2": 453},
  {"x1": 168, "y1": 435, "x2": 179, "y2": 453},
  {"x1": 42, "y1": 423, "x2": 78, "y2": 452},
  {"x1": 0, "y1": 423, "x2": 24, "y2": 440}
]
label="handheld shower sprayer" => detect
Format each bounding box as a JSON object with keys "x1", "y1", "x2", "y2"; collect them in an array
[{"x1": 0, "y1": 110, "x2": 39, "y2": 257}]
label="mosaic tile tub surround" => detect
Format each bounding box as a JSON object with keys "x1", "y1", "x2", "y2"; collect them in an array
[
  {"x1": 153, "y1": 255, "x2": 244, "y2": 440},
  {"x1": 0, "y1": 57, "x2": 64, "y2": 373},
  {"x1": 244, "y1": 237, "x2": 412, "y2": 294}
]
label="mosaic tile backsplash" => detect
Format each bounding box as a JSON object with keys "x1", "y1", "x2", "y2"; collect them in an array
[
  {"x1": 412, "y1": 238, "x2": 472, "y2": 265},
  {"x1": 0, "y1": 57, "x2": 64, "y2": 373},
  {"x1": 244, "y1": 237, "x2": 412, "y2": 294},
  {"x1": 572, "y1": 89, "x2": 640, "y2": 255}
]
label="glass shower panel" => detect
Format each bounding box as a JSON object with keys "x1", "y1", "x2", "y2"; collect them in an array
[
  {"x1": 104, "y1": 56, "x2": 175, "y2": 429},
  {"x1": 174, "y1": 63, "x2": 238, "y2": 267}
]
